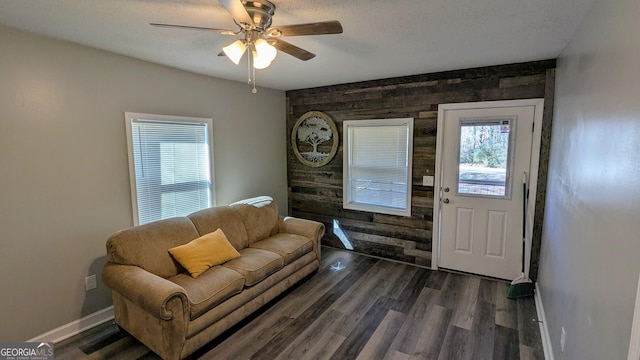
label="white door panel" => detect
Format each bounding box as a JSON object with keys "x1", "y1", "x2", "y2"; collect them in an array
[{"x1": 437, "y1": 103, "x2": 536, "y2": 280}]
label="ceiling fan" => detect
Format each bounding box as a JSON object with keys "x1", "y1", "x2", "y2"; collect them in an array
[{"x1": 150, "y1": 0, "x2": 343, "y2": 92}]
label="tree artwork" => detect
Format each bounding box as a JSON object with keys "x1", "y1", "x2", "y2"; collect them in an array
[
  {"x1": 296, "y1": 115, "x2": 333, "y2": 163},
  {"x1": 292, "y1": 111, "x2": 338, "y2": 168}
]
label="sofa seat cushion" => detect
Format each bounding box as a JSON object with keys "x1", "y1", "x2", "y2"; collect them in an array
[
  {"x1": 249, "y1": 233, "x2": 313, "y2": 265},
  {"x1": 170, "y1": 266, "x2": 245, "y2": 320},
  {"x1": 222, "y1": 248, "x2": 284, "y2": 286}
]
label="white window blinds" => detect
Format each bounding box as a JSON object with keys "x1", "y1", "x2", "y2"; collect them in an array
[
  {"x1": 344, "y1": 118, "x2": 413, "y2": 217},
  {"x1": 125, "y1": 113, "x2": 214, "y2": 225}
]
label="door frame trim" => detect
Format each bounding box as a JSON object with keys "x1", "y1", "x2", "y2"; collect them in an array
[{"x1": 432, "y1": 99, "x2": 545, "y2": 278}]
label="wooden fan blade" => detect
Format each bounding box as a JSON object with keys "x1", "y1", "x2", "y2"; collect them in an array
[
  {"x1": 268, "y1": 20, "x2": 343, "y2": 37},
  {"x1": 273, "y1": 40, "x2": 316, "y2": 61},
  {"x1": 219, "y1": 0, "x2": 254, "y2": 26},
  {"x1": 150, "y1": 23, "x2": 233, "y2": 33}
]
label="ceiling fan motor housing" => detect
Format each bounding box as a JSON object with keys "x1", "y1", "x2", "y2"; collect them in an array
[{"x1": 242, "y1": 0, "x2": 275, "y2": 30}]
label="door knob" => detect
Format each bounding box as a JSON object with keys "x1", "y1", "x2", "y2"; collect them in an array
[
  {"x1": 443, "y1": 187, "x2": 450, "y2": 192},
  {"x1": 443, "y1": 198, "x2": 450, "y2": 204}
]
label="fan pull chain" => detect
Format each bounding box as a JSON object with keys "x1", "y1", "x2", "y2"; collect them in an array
[
  {"x1": 252, "y1": 66, "x2": 257, "y2": 94},
  {"x1": 246, "y1": 43, "x2": 258, "y2": 94},
  {"x1": 247, "y1": 47, "x2": 252, "y2": 84}
]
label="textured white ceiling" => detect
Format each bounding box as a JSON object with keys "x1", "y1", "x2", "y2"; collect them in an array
[{"x1": 0, "y1": 0, "x2": 595, "y2": 90}]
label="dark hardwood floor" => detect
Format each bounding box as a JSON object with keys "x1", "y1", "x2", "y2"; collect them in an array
[{"x1": 55, "y1": 247, "x2": 544, "y2": 359}]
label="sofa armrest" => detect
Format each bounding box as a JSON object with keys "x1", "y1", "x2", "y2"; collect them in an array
[
  {"x1": 102, "y1": 262, "x2": 188, "y2": 321},
  {"x1": 278, "y1": 216, "x2": 325, "y2": 259}
]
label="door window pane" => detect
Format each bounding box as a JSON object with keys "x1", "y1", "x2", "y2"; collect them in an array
[{"x1": 457, "y1": 119, "x2": 512, "y2": 197}]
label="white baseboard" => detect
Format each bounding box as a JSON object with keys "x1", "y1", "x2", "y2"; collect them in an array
[
  {"x1": 534, "y1": 283, "x2": 554, "y2": 360},
  {"x1": 627, "y1": 274, "x2": 640, "y2": 360},
  {"x1": 28, "y1": 306, "x2": 114, "y2": 343}
]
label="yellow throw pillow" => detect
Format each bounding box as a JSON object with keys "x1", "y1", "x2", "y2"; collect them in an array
[{"x1": 168, "y1": 229, "x2": 241, "y2": 278}]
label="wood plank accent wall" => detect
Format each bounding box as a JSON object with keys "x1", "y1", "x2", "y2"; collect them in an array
[{"x1": 286, "y1": 60, "x2": 556, "y2": 272}]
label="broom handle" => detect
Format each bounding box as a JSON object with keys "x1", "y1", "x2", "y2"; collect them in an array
[{"x1": 522, "y1": 172, "x2": 527, "y2": 273}]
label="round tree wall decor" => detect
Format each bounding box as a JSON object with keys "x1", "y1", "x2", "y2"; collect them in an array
[{"x1": 292, "y1": 111, "x2": 339, "y2": 167}]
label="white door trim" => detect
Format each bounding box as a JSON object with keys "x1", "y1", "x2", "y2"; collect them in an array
[
  {"x1": 432, "y1": 99, "x2": 545, "y2": 277},
  {"x1": 628, "y1": 273, "x2": 640, "y2": 360}
]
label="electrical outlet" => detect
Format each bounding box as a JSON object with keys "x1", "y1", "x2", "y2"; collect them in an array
[
  {"x1": 560, "y1": 326, "x2": 566, "y2": 352},
  {"x1": 85, "y1": 275, "x2": 97, "y2": 291},
  {"x1": 422, "y1": 175, "x2": 434, "y2": 186}
]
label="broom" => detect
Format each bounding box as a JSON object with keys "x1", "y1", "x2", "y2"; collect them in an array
[{"x1": 507, "y1": 173, "x2": 535, "y2": 299}]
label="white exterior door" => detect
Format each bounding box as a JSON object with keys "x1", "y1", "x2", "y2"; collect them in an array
[{"x1": 435, "y1": 100, "x2": 542, "y2": 280}]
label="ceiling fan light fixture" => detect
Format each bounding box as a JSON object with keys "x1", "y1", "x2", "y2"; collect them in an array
[
  {"x1": 223, "y1": 39, "x2": 247, "y2": 64},
  {"x1": 254, "y1": 38, "x2": 277, "y2": 63},
  {"x1": 252, "y1": 50, "x2": 272, "y2": 69}
]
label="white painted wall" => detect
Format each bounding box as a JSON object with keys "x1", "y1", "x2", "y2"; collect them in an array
[
  {"x1": 537, "y1": 0, "x2": 640, "y2": 358},
  {"x1": 0, "y1": 25, "x2": 286, "y2": 341}
]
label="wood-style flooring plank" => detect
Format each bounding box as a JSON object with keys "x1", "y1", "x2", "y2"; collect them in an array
[
  {"x1": 409, "y1": 304, "x2": 453, "y2": 359},
  {"x1": 517, "y1": 296, "x2": 544, "y2": 349},
  {"x1": 298, "y1": 331, "x2": 345, "y2": 360},
  {"x1": 470, "y1": 300, "x2": 496, "y2": 360},
  {"x1": 356, "y1": 310, "x2": 406, "y2": 360},
  {"x1": 494, "y1": 324, "x2": 520, "y2": 360},
  {"x1": 331, "y1": 261, "x2": 408, "y2": 337},
  {"x1": 450, "y1": 276, "x2": 481, "y2": 330},
  {"x1": 196, "y1": 314, "x2": 292, "y2": 359},
  {"x1": 85, "y1": 337, "x2": 145, "y2": 360},
  {"x1": 52, "y1": 344, "x2": 89, "y2": 360},
  {"x1": 437, "y1": 272, "x2": 466, "y2": 309},
  {"x1": 437, "y1": 325, "x2": 474, "y2": 360},
  {"x1": 519, "y1": 344, "x2": 545, "y2": 360},
  {"x1": 424, "y1": 270, "x2": 448, "y2": 290},
  {"x1": 290, "y1": 249, "x2": 363, "y2": 300},
  {"x1": 385, "y1": 287, "x2": 441, "y2": 356},
  {"x1": 392, "y1": 267, "x2": 431, "y2": 314},
  {"x1": 389, "y1": 351, "x2": 410, "y2": 360},
  {"x1": 495, "y1": 281, "x2": 519, "y2": 329},
  {"x1": 331, "y1": 260, "x2": 402, "y2": 315},
  {"x1": 384, "y1": 264, "x2": 420, "y2": 301},
  {"x1": 329, "y1": 296, "x2": 396, "y2": 360},
  {"x1": 277, "y1": 309, "x2": 344, "y2": 360},
  {"x1": 478, "y1": 278, "x2": 497, "y2": 305}
]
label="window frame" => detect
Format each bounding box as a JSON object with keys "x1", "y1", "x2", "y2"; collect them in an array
[
  {"x1": 343, "y1": 118, "x2": 414, "y2": 217},
  {"x1": 124, "y1": 112, "x2": 215, "y2": 225}
]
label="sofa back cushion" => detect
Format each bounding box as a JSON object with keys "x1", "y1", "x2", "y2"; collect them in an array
[
  {"x1": 187, "y1": 206, "x2": 249, "y2": 250},
  {"x1": 106, "y1": 217, "x2": 199, "y2": 278},
  {"x1": 230, "y1": 196, "x2": 279, "y2": 244}
]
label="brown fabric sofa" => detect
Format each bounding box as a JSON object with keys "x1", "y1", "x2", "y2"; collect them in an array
[{"x1": 102, "y1": 196, "x2": 324, "y2": 360}]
